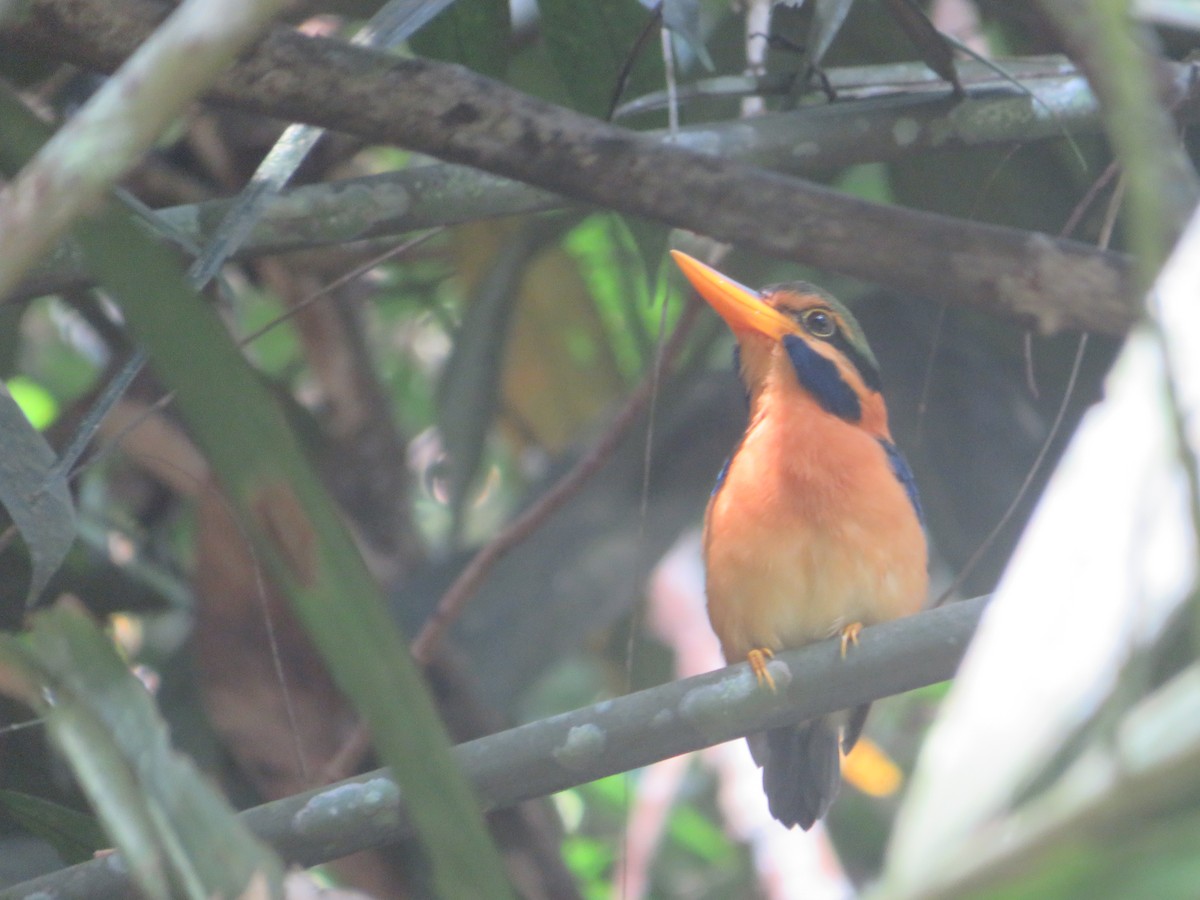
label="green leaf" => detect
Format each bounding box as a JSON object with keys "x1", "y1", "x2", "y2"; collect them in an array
[
  {"x1": 0, "y1": 605, "x2": 283, "y2": 898},
  {"x1": 951, "y1": 809, "x2": 1200, "y2": 900},
  {"x1": 410, "y1": 0, "x2": 512, "y2": 80},
  {"x1": 666, "y1": 803, "x2": 733, "y2": 863},
  {"x1": 5, "y1": 377, "x2": 59, "y2": 430},
  {"x1": 562, "y1": 834, "x2": 615, "y2": 883},
  {"x1": 0, "y1": 382, "x2": 75, "y2": 607},
  {"x1": 804, "y1": 0, "x2": 857, "y2": 72},
  {"x1": 881, "y1": 0, "x2": 962, "y2": 94},
  {"x1": 536, "y1": 0, "x2": 666, "y2": 118},
  {"x1": 436, "y1": 222, "x2": 550, "y2": 534},
  {"x1": 0, "y1": 789, "x2": 106, "y2": 865},
  {"x1": 0, "y1": 45, "x2": 58, "y2": 87},
  {"x1": 563, "y1": 214, "x2": 658, "y2": 377},
  {"x1": 0, "y1": 84, "x2": 515, "y2": 900}
]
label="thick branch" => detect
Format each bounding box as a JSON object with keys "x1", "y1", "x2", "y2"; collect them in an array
[
  {"x1": 1039, "y1": 0, "x2": 1199, "y2": 284},
  {"x1": 5, "y1": 596, "x2": 987, "y2": 899},
  {"x1": 0, "y1": 0, "x2": 289, "y2": 300},
  {"x1": 4, "y1": 0, "x2": 1144, "y2": 334},
  {"x1": 10, "y1": 59, "x2": 1164, "y2": 335}
]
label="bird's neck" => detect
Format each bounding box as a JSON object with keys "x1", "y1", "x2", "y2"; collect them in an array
[
  {"x1": 730, "y1": 350, "x2": 895, "y2": 529},
  {"x1": 741, "y1": 340, "x2": 892, "y2": 441}
]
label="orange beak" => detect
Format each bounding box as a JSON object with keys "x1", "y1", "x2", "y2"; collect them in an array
[{"x1": 670, "y1": 250, "x2": 795, "y2": 340}]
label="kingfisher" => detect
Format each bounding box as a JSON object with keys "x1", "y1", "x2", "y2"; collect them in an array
[{"x1": 671, "y1": 250, "x2": 928, "y2": 830}]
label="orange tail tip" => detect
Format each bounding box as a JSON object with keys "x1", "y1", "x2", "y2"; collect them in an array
[{"x1": 842, "y1": 737, "x2": 903, "y2": 798}]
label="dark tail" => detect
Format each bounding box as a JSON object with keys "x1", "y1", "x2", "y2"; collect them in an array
[{"x1": 752, "y1": 705, "x2": 869, "y2": 830}]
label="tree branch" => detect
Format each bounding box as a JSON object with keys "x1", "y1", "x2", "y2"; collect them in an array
[
  {"x1": 3, "y1": 0, "x2": 1152, "y2": 334},
  {"x1": 0, "y1": 0, "x2": 288, "y2": 300},
  {"x1": 9, "y1": 56, "x2": 1176, "y2": 337},
  {"x1": 4, "y1": 596, "x2": 987, "y2": 899}
]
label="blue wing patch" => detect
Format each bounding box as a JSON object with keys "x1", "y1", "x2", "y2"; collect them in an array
[
  {"x1": 782, "y1": 334, "x2": 861, "y2": 422},
  {"x1": 731, "y1": 345, "x2": 751, "y2": 407},
  {"x1": 878, "y1": 438, "x2": 924, "y2": 524},
  {"x1": 712, "y1": 455, "x2": 731, "y2": 496}
]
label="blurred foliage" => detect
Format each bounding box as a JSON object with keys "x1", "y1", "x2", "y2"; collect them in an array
[
  {"x1": 0, "y1": 789, "x2": 105, "y2": 865},
  {"x1": 5, "y1": 376, "x2": 59, "y2": 429},
  {"x1": 0, "y1": 0, "x2": 1196, "y2": 897},
  {"x1": 559, "y1": 772, "x2": 750, "y2": 900}
]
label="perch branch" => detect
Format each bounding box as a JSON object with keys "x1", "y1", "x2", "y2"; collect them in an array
[{"x1": 4, "y1": 596, "x2": 987, "y2": 899}]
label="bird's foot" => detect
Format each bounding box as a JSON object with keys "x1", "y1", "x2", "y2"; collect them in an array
[
  {"x1": 839, "y1": 622, "x2": 863, "y2": 659},
  {"x1": 748, "y1": 647, "x2": 777, "y2": 692}
]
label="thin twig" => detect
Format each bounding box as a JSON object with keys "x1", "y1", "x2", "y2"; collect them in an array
[
  {"x1": 410, "y1": 299, "x2": 701, "y2": 665},
  {"x1": 918, "y1": 142, "x2": 1025, "y2": 440},
  {"x1": 49, "y1": 349, "x2": 146, "y2": 481},
  {"x1": 187, "y1": 0, "x2": 451, "y2": 288},
  {"x1": 1020, "y1": 161, "x2": 1119, "y2": 401},
  {"x1": 933, "y1": 175, "x2": 1126, "y2": 605},
  {"x1": 933, "y1": 333, "x2": 1088, "y2": 606},
  {"x1": 914, "y1": 301, "x2": 947, "y2": 446},
  {"x1": 1060, "y1": 160, "x2": 1121, "y2": 238},
  {"x1": 607, "y1": 2, "x2": 664, "y2": 122},
  {"x1": 236, "y1": 229, "x2": 443, "y2": 347},
  {"x1": 618, "y1": 262, "x2": 677, "y2": 900},
  {"x1": 0, "y1": 717, "x2": 45, "y2": 737}
]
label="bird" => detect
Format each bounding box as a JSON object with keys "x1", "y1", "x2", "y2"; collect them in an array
[{"x1": 671, "y1": 250, "x2": 928, "y2": 830}]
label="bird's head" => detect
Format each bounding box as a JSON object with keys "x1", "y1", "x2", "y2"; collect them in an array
[{"x1": 671, "y1": 250, "x2": 888, "y2": 436}]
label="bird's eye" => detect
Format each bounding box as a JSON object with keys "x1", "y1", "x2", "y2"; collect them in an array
[{"x1": 801, "y1": 309, "x2": 836, "y2": 338}]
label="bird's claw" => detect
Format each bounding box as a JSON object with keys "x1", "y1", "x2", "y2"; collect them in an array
[
  {"x1": 748, "y1": 647, "x2": 777, "y2": 692},
  {"x1": 839, "y1": 622, "x2": 863, "y2": 659}
]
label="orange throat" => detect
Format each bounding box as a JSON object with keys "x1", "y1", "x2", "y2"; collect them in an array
[{"x1": 703, "y1": 342, "x2": 927, "y2": 662}]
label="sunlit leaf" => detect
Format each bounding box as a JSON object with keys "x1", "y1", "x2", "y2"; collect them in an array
[
  {"x1": 6, "y1": 376, "x2": 58, "y2": 430},
  {"x1": 665, "y1": 803, "x2": 733, "y2": 863},
  {"x1": 564, "y1": 214, "x2": 659, "y2": 380},
  {"x1": 562, "y1": 834, "x2": 616, "y2": 881},
  {"x1": 835, "y1": 162, "x2": 895, "y2": 204},
  {"x1": 443, "y1": 219, "x2": 625, "y2": 467},
  {"x1": 502, "y1": 245, "x2": 627, "y2": 450}
]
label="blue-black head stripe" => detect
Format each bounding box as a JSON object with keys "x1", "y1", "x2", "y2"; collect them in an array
[
  {"x1": 879, "y1": 438, "x2": 924, "y2": 524},
  {"x1": 829, "y1": 332, "x2": 881, "y2": 393},
  {"x1": 782, "y1": 334, "x2": 861, "y2": 422},
  {"x1": 731, "y1": 345, "x2": 751, "y2": 407}
]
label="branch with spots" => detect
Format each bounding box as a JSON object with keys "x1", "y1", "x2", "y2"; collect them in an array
[
  {"x1": 7, "y1": 54, "x2": 1158, "y2": 311},
  {"x1": 3, "y1": 0, "x2": 1180, "y2": 334},
  {"x1": 6, "y1": 596, "x2": 987, "y2": 898}
]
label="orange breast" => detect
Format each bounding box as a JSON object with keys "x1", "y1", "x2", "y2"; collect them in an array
[{"x1": 703, "y1": 347, "x2": 927, "y2": 663}]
